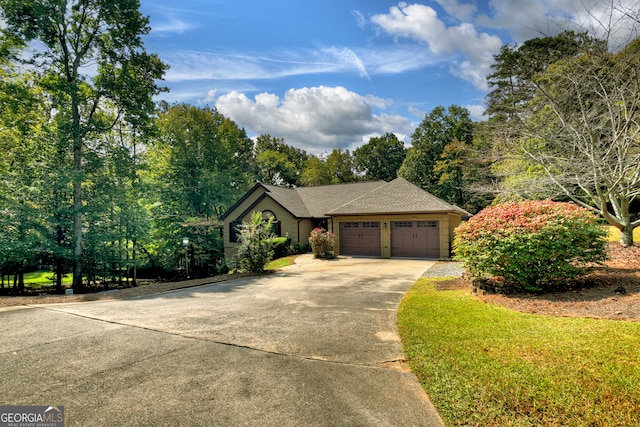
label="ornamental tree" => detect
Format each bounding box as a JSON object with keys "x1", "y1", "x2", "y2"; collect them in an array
[
  {"x1": 454, "y1": 200, "x2": 607, "y2": 292},
  {"x1": 236, "y1": 212, "x2": 275, "y2": 273}
]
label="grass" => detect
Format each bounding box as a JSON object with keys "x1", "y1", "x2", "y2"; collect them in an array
[
  {"x1": 265, "y1": 255, "x2": 298, "y2": 270},
  {"x1": 2, "y1": 270, "x2": 72, "y2": 289},
  {"x1": 607, "y1": 226, "x2": 639, "y2": 243},
  {"x1": 398, "y1": 277, "x2": 640, "y2": 427}
]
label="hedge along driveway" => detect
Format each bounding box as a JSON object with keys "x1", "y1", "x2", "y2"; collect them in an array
[{"x1": 398, "y1": 277, "x2": 640, "y2": 427}]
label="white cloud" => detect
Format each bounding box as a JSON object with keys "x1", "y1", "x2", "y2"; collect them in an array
[
  {"x1": 371, "y1": 3, "x2": 502, "y2": 90},
  {"x1": 435, "y1": 0, "x2": 477, "y2": 22},
  {"x1": 464, "y1": 104, "x2": 487, "y2": 121},
  {"x1": 351, "y1": 10, "x2": 367, "y2": 29},
  {"x1": 321, "y1": 47, "x2": 370, "y2": 79},
  {"x1": 163, "y1": 47, "x2": 376, "y2": 83},
  {"x1": 479, "y1": 0, "x2": 640, "y2": 47},
  {"x1": 215, "y1": 86, "x2": 414, "y2": 154},
  {"x1": 152, "y1": 17, "x2": 200, "y2": 35}
]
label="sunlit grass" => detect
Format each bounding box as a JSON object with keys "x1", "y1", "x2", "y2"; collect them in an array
[
  {"x1": 398, "y1": 278, "x2": 640, "y2": 427},
  {"x1": 265, "y1": 255, "x2": 298, "y2": 270},
  {"x1": 2, "y1": 271, "x2": 72, "y2": 289}
]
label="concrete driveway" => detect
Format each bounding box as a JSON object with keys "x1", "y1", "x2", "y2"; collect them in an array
[{"x1": 0, "y1": 257, "x2": 444, "y2": 426}]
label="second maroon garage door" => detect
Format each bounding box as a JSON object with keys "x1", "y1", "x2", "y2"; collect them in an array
[
  {"x1": 391, "y1": 220, "x2": 440, "y2": 258},
  {"x1": 339, "y1": 222, "x2": 381, "y2": 256}
]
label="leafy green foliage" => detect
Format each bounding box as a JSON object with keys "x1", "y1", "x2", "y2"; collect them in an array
[
  {"x1": 2, "y1": 0, "x2": 167, "y2": 290},
  {"x1": 454, "y1": 200, "x2": 607, "y2": 292},
  {"x1": 354, "y1": 132, "x2": 406, "y2": 181},
  {"x1": 399, "y1": 105, "x2": 475, "y2": 207},
  {"x1": 308, "y1": 228, "x2": 335, "y2": 259},
  {"x1": 236, "y1": 212, "x2": 275, "y2": 273},
  {"x1": 301, "y1": 149, "x2": 358, "y2": 186},
  {"x1": 254, "y1": 134, "x2": 309, "y2": 186}
]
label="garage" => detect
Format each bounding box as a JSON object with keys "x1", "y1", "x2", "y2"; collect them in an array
[
  {"x1": 339, "y1": 221, "x2": 381, "y2": 256},
  {"x1": 391, "y1": 220, "x2": 440, "y2": 258}
]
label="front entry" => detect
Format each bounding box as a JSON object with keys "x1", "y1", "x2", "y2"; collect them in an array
[
  {"x1": 339, "y1": 222, "x2": 381, "y2": 256},
  {"x1": 391, "y1": 220, "x2": 440, "y2": 258}
]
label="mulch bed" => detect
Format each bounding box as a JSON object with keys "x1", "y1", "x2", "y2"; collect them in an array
[{"x1": 436, "y1": 243, "x2": 640, "y2": 322}]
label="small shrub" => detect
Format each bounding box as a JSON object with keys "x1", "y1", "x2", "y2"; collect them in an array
[
  {"x1": 236, "y1": 212, "x2": 275, "y2": 273},
  {"x1": 454, "y1": 200, "x2": 607, "y2": 292},
  {"x1": 289, "y1": 241, "x2": 311, "y2": 255},
  {"x1": 309, "y1": 228, "x2": 336, "y2": 259},
  {"x1": 272, "y1": 237, "x2": 291, "y2": 259}
]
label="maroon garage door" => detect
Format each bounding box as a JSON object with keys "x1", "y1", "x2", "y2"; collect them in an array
[
  {"x1": 391, "y1": 220, "x2": 440, "y2": 258},
  {"x1": 339, "y1": 222, "x2": 381, "y2": 256}
]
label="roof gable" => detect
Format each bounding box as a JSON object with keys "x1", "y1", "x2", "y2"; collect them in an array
[{"x1": 260, "y1": 184, "x2": 310, "y2": 217}]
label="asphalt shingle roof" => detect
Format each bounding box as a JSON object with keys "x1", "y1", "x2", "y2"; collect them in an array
[
  {"x1": 258, "y1": 178, "x2": 465, "y2": 218},
  {"x1": 327, "y1": 177, "x2": 461, "y2": 215}
]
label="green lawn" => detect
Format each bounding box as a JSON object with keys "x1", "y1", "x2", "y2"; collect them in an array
[
  {"x1": 2, "y1": 271, "x2": 72, "y2": 289},
  {"x1": 398, "y1": 278, "x2": 640, "y2": 427},
  {"x1": 265, "y1": 255, "x2": 298, "y2": 270}
]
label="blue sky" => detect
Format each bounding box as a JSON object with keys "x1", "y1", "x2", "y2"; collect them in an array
[{"x1": 139, "y1": 0, "x2": 639, "y2": 154}]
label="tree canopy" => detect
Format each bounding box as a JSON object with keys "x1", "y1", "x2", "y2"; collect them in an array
[
  {"x1": 1, "y1": 0, "x2": 167, "y2": 289},
  {"x1": 354, "y1": 132, "x2": 407, "y2": 182},
  {"x1": 487, "y1": 32, "x2": 640, "y2": 246}
]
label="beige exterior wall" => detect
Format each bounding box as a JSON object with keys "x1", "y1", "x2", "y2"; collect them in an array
[
  {"x1": 447, "y1": 213, "x2": 463, "y2": 257},
  {"x1": 223, "y1": 189, "x2": 314, "y2": 258},
  {"x1": 330, "y1": 213, "x2": 461, "y2": 259}
]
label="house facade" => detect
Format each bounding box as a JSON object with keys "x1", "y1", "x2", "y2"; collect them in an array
[{"x1": 221, "y1": 177, "x2": 470, "y2": 260}]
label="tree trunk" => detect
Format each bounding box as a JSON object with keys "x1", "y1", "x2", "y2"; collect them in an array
[
  {"x1": 55, "y1": 256, "x2": 63, "y2": 293},
  {"x1": 132, "y1": 240, "x2": 137, "y2": 287},
  {"x1": 620, "y1": 228, "x2": 634, "y2": 247},
  {"x1": 72, "y1": 91, "x2": 84, "y2": 292},
  {"x1": 17, "y1": 270, "x2": 24, "y2": 293},
  {"x1": 72, "y1": 142, "x2": 83, "y2": 291}
]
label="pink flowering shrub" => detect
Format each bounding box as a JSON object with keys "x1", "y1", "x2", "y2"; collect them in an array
[
  {"x1": 309, "y1": 228, "x2": 336, "y2": 259},
  {"x1": 454, "y1": 200, "x2": 607, "y2": 292}
]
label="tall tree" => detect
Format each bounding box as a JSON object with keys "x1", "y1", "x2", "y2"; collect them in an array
[
  {"x1": 484, "y1": 32, "x2": 601, "y2": 202},
  {"x1": 326, "y1": 148, "x2": 357, "y2": 183},
  {"x1": 354, "y1": 132, "x2": 406, "y2": 182},
  {"x1": 301, "y1": 149, "x2": 357, "y2": 187},
  {"x1": 519, "y1": 37, "x2": 640, "y2": 246},
  {"x1": 0, "y1": 63, "x2": 54, "y2": 291},
  {"x1": 1, "y1": 0, "x2": 167, "y2": 290},
  {"x1": 145, "y1": 104, "x2": 253, "y2": 271},
  {"x1": 485, "y1": 31, "x2": 593, "y2": 123},
  {"x1": 254, "y1": 135, "x2": 309, "y2": 187},
  {"x1": 399, "y1": 105, "x2": 473, "y2": 203}
]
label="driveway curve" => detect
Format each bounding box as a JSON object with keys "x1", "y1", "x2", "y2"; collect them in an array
[{"x1": 0, "y1": 257, "x2": 444, "y2": 426}]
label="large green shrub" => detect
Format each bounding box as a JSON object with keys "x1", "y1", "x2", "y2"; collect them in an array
[
  {"x1": 454, "y1": 200, "x2": 607, "y2": 292},
  {"x1": 236, "y1": 212, "x2": 275, "y2": 273}
]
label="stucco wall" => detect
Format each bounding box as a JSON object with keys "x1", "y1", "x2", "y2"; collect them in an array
[{"x1": 223, "y1": 190, "x2": 313, "y2": 258}]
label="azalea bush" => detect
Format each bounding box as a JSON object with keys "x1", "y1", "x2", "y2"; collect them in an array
[
  {"x1": 454, "y1": 200, "x2": 607, "y2": 292},
  {"x1": 309, "y1": 228, "x2": 336, "y2": 259}
]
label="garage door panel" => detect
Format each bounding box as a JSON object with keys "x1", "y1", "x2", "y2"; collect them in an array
[
  {"x1": 340, "y1": 222, "x2": 381, "y2": 256},
  {"x1": 391, "y1": 221, "x2": 440, "y2": 258}
]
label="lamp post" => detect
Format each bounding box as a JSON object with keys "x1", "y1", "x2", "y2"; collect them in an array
[{"x1": 182, "y1": 237, "x2": 189, "y2": 279}]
